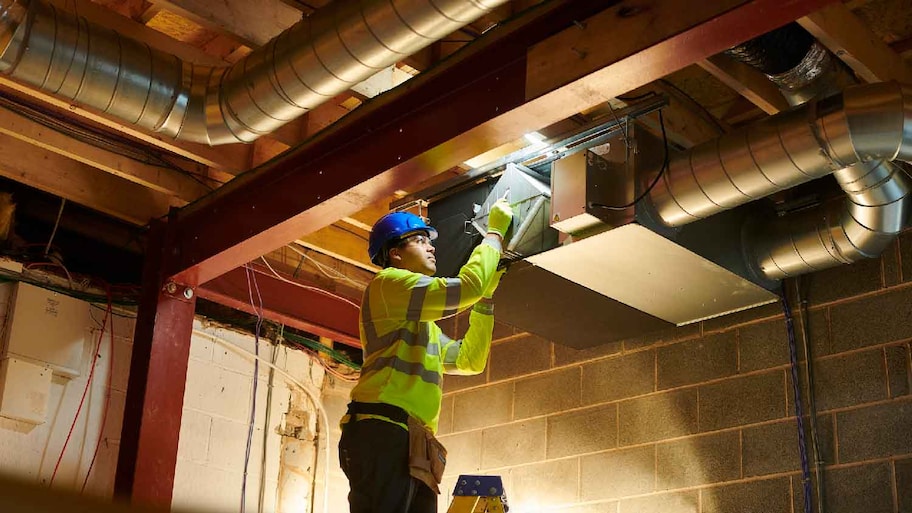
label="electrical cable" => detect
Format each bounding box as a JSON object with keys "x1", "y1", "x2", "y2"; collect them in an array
[
  {"x1": 588, "y1": 109, "x2": 670, "y2": 211},
  {"x1": 81, "y1": 289, "x2": 115, "y2": 493},
  {"x1": 192, "y1": 329, "x2": 331, "y2": 513},
  {"x1": 49, "y1": 296, "x2": 110, "y2": 486},
  {"x1": 796, "y1": 277, "x2": 826, "y2": 513},
  {"x1": 240, "y1": 265, "x2": 264, "y2": 513},
  {"x1": 44, "y1": 198, "x2": 66, "y2": 257},
  {"x1": 257, "y1": 257, "x2": 361, "y2": 310},
  {"x1": 257, "y1": 325, "x2": 282, "y2": 513},
  {"x1": 285, "y1": 244, "x2": 369, "y2": 288},
  {"x1": 782, "y1": 291, "x2": 814, "y2": 513}
]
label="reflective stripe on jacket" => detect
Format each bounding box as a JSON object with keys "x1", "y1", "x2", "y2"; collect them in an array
[{"x1": 350, "y1": 239, "x2": 501, "y2": 434}]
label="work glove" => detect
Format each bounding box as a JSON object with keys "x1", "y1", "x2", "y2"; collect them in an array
[
  {"x1": 482, "y1": 269, "x2": 506, "y2": 299},
  {"x1": 486, "y1": 198, "x2": 513, "y2": 239}
]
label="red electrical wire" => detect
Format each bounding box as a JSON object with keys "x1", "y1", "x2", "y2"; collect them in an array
[
  {"x1": 49, "y1": 292, "x2": 111, "y2": 486},
  {"x1": 81, "y1": 289, "x2": 115, "y2": 492}
]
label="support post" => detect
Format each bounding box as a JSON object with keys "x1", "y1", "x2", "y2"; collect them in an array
[{"x1": 115, "y1": 218, "x2": 197, "y2": 508}]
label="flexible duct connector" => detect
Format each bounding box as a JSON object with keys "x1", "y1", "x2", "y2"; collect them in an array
[
  {"x1": 648, "y1": 81, "x2": 912, "y2": 226},
  {"x1": 750, "y1": 160, "x2": 911, "y2": 279},
  {"x1": 0, "y1": 0, "x2": 506, "y2": 145}
]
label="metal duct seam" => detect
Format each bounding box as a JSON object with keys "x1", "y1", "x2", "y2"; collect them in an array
[{"x1": 0, "y1": 0, "x2": 508, "y2": 145}]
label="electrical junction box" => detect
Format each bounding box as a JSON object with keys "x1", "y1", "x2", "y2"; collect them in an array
[
  {"x1": 1, "y1": 281, "x2": 90, "y2": 378},
  {"x1": 0, "y1": 357, "x2": 52, "y2": 424}
]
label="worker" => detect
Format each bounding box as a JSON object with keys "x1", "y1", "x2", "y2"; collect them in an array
[{"x1": 338, "y1": 199, "x2": 513, "y2": 513}]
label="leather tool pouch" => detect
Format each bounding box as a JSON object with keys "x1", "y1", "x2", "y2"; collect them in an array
[{"x1": 407, "y1": 416, "x2": 447, "y2": 494}]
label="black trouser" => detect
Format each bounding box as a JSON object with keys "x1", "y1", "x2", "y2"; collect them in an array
[{"x1": 339, "y1": 413, "x2": 436, "y2": 513}]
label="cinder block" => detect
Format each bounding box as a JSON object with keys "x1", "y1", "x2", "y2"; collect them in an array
[
  {"x1": 492, "y1": 320, "x2": 516, "y2": 342},
  {"x1": 702, "y1": 304, "x2": 781, "y2": 334},
  {"x1": 886, "y1": 344, "x2": 911, "y2": 398},
  {"x1": 624, "y1": 323, "x2": 700, "y2": 351},
  {"x1": 183, "y1": 359, "x2": 253, "y2": 423},
  {"x1": 177, "y1": 409, "x2": 212, "y2": 464},
  {"x1": 901, "y1": 229, "x2": 912, "y2": 284},
  {"x1": 110, "y1": 337, "x2": 133, "y2": 393},
  {"x1": 554, "y1": 340, "x2": 623, "y2": 367},
  {"x1": 829, "y1": 286, "x2": 912, "y2": 353},
  {"x1": 812, "y1": 350, "x2": 887, "y2": 411},
  {"x1": 738, "y1": 319, "x2": 790, "y2": 373},
  {"x1": 438, "y1": 430, "x2": 482, "y2": 477},
  {"x1": 836, "y1": 399, "x2": 912, "y2": 463},
  {"x1": 657, "y1": 331, "x2": 737, "y2": 390},
  {"x1": 896, "y1": 457, "x2": 912, "y2": 513},
  {"x1": 544, "y1": 503, "x2": 618, "y2": 513},
  {"x1": 655, "y1": 430, "x2": 740, "y2": 490},
  {"x1": 489, "y1": 333, "x2": 551, "y2": 382},
  {"x1": 207, "y1": 417, "x2": 254, "y2": 471},
  {"x1": 701, "y1": 477, "x2": 791, "y2": 513},
  {"x1": 172, "y1": 459, "x2": 241, "y2": 513},
  {"x1": 819, "y1": 462, "x2": 894, "y2": 513},
  {"x1": 580, "y1": 445, "x2": 655, "y2": 500},
  {"x1": 804, "y1": 256, "x2": 882, "y2": 306},
  {"x1": 188, "y1": 331, "x2": 214, "y2": 362},
  {"x1": 618, "y1": 389, "x2": 698, "y2": 446},
  {"x1": 547, "y1": 403, "x2": 618, "y2": 459},
  {"x1": 581, "y1": 350, "x2": 655, "y2": 405},
  {"x1": 618, "y1": 490, "x2": 698, "y2": 513},
  {"x1": 742, "y1": 419, "x2": 825, "y2": 478},
  {"x1": 104, "y1": 389, "x2": 126, "y2": 442},
  {"x1": 699, "y1": 371, "x2": 785, "y2": 432},
  {"x1": 443, "y1": 370, "x2": 487, "y2": 393},
  {"x1": 452, "y1": 381, "x2": 512, "y2": 432},
  {"x1": 510, "y1": 458, "x2": 579, "y2": 506},
  {"x1": 882, "y1": 238, "x2": 902, "y2": 288},
  {"x1": 481, "y1": 418, "x2": 546, "y2": 469},
  {"x1": 438, "y1": 395, "x2": 454, "y2": 435},
  {"x1": 514, "y1": 367, "x2": 580, "y2": 420}
]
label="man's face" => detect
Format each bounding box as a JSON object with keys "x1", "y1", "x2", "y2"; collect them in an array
[{"x1": 390, "y1": 233, "x2": 436, "y2": 275}]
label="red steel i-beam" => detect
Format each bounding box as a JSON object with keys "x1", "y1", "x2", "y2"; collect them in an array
[
  {"x1": 197, "y1": 264, "x2": 362, "y2": 347},
  {"x1": 167, "y1": 0, "x2": 835, "y2": 287},
  {"x1": 116, "y1": 219, "x2": 197, "y2": 507}
]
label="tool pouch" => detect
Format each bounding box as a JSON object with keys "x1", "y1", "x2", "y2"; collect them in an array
[{"x1": 407, "y1": 416, "x2": 447, "y2": 494}]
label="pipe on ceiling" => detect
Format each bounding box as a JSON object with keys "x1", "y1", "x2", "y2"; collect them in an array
[
  {"x1": 0, "y1": 0, "x2": 507, "y2": 145},
  {"x1": 714, "y1": 25, "x2": 911, "y2": 280}
]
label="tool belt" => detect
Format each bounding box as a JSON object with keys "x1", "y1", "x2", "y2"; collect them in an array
[{"x1": 346, "y1": 402, "x2": 446, "y2": 494}]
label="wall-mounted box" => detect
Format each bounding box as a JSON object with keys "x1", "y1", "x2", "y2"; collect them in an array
[
  {"x1": 0, "y1": 357, "x2": 52, "y2": 424},
  {"x1": 1, "y1": 282, "x2": 89, "y2": 378}
]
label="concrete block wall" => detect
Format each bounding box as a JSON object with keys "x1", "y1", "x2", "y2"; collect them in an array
[
  {"x1": 431, "y1": 232, "x2": 912, "y2": 513},
  {"x1": 0, "y1": 301, "x2": 134, "y2": 496}
]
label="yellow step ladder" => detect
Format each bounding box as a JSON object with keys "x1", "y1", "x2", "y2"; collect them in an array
[{"x1": 446, "y1": 475, "x2": 509, "y2": 513}]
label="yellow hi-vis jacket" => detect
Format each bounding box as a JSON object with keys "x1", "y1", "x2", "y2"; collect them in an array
[{"x1": 349, "y1": 239, "x2": 501, "y2": 434}]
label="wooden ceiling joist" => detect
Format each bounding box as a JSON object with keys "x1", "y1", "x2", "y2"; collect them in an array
[
  {"x1": 698, "y1": 55, "x2": 790, "y2": 114},
  {"x1": 798, "y1": 2, "x2": 912, "y2": 84},
  {"x1": 150, "y1": 0, "x2": 301, "y2": 47},
  {"x1": 0, "y1": 105, "x2": 211, "y2": 203},
  {"x1": 0, "y1": 133, "x2": 176, "y2": 224}
]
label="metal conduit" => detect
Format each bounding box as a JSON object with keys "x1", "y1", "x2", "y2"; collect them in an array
[{"x1": 0, "y1": 0, "x2": 507, "y2": 145}]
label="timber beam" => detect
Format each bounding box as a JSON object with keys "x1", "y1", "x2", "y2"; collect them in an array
[{"x1": 168, "y1": 0, "x2": 835, "y2": 286}]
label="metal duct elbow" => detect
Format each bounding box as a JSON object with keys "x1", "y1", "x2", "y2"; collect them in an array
[
  {"x1": 0, "y1": 0, "x2": 507, "y2": 145},
  {"x1": 749, "y1": 160, "x2": 911, "y2": 280},
  {"x1": 648, "y1": 81, "x2": 912, "y2": 227}
]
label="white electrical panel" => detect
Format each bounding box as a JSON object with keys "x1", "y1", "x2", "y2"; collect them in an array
[
  {"x1": 1, "y1": 282, "x2": 90, "y2": 378},
  {"x1": 0, "y1": 357, "x2": 52, "y2": 424}
]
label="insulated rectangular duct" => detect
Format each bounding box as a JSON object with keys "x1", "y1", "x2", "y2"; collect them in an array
[{"x1": 538, "y1": 123, "x2": 778, "y2": 326}]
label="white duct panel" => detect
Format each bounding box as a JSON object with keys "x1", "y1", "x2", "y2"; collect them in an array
[{"x1": 527, "y1": 224, "x2": 778, "y2": 325}]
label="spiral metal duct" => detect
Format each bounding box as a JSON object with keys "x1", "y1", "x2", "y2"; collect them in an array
[
  {"x1": 750, "y1": 160, "x2": 911, "y2": 279},
  {"x1": 648, "y1": 81, "x2": 912, "y2": 225},
  {"x1": 0, "y1": 0, "x2": 507, "y2": 145}
]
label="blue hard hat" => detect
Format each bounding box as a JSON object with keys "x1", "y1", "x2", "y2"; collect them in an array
[{"x1": 368, "y1": 212, "x2": 438, "y2": 266}]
